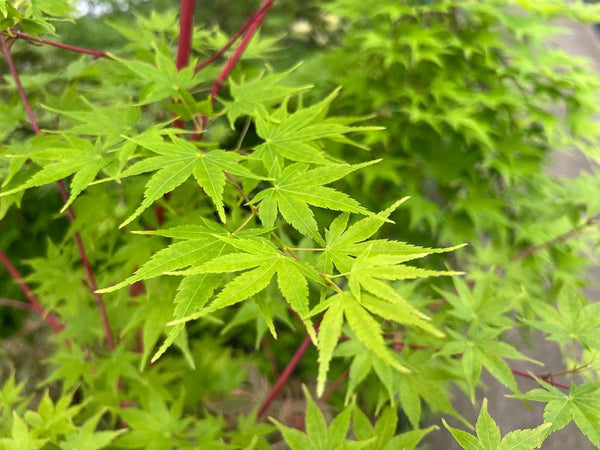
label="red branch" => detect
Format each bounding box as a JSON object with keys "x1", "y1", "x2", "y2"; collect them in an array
[
  {"x1": 1, "y1": 36, "x2": 40, "y2": 134},
  {"x1": 0, "y1": 297, "x2": 36, "y2": 312},
  {"x1": 192, "y1": 0, "x2": 273, "y2": 139},
  {"x1": 0, "y1": 249, "x2": 63, "y2": 332},
  {"x1": 258, "y1": 331, "x2": 313, "y2": 418},
  {"x1": 511, "y1": 368, "x2": 569, "y2": 390},
  {"x1": 209, "y1": 0, "x2": 273, "y2": 103},
  {"x1": 4, "y1": 29, "x2": 110, "y2": 59},
  {"x1": 176, "y1": 0, "x2": 196, "y2": 71},
  {"x1": 193, "y1": 0, "x2": 274, "y2": 74},
  {"x1": 1, "y1": 36, "x2": 115, "y2": 350},
  {"x1": 172, "y1": 0, "x2": 196, "y2": 130}
]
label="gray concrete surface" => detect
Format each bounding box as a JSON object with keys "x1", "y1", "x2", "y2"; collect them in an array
[{"x1": 423, "y1": 20, "x2": 600, "y2": 450}]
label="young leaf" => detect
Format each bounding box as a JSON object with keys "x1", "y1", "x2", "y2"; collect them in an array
[{"x1": 444, "y1": 398, "x2": 550, "y2": 450}]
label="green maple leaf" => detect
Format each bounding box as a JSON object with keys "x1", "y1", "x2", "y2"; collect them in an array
[
  {"x1": 221, "y1": 66, "x2": 312, "y2": 128},
  {"x1": 253, "y1": 88, "x2": 382, "y2": 167},
  {"x1": 352, "y1": 404, "x2": 437, "y2": 450},
  {"x1": 273, "y1": 386, "x2": 372, "y2": 450},
  {"x1": 98, "y1": 221, "x2": 269, "y2": 361},
  {"x1": 110, "y1": 47, "x2": 203, "y2": 105},
  {"x1": 519, "y1": 380, "x2": 600, "y2": 446},
  {"x1": 336, "y1": 339, "x2": 461, "y2": 428},
  {"x1": 318, "y1": 199, "x2": 464, "y2": 274},
  {"x1": 42, "y1": 103, "x2": 140, "y2": 140},
  {"x1": 315, "y1": 292, "x2": 410, "y2": 397},
  {"x1": 118, "y1": 132, "x2": 264, "y2": 227},
  {"x1": 0, "y1": 413, "x2": 48, "y2": 450},
  {"x1": 436, "y1": 274, "x2": 514, "y2": 331},
  {"x1": 0, "y1": 137, "x2": 111, "y2": 209},
  {"x1": 61, "y1": 411, "x2": 126, "y2": 450},
  {"x1": 250, "y1": 161, "x2": 376, "y2": 242},
  {"x1": 166, "y1": 234, "x2": 324, "y2": 343},
  {"x1": 444, "y1": 398, "x2": 550, "y2": 450},
  {"x1": 438, "y1": 328, "x2": 540, "y2": 402},
  {"x1": 528, "y1": 291, "x2": 600, "y2": 350}
]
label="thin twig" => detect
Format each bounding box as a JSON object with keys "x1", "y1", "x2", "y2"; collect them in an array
[
  {"x1": 1, "y1": 36, "x2": 115, "y2": 350},
  {"x1": 511, "y1": 213, "x2": 600, "y2": 262},
  {"x1": 0, "y1": 297, "x2": 36, "y2": 312},
  {"x1": 194, "y1": 0, "x2": 278, "y2": 74},
  {"x1": 258, "y1": 329, "x2": 315, "y2": 418},
  {"x1": 192, "y1": 0, "x2": 274, "y2": 140},
  {"x1": 209, "y1": 0, "x2": 273, "y2": 104},
  {"x1": 0, "y1": 249, "x2": 63, "y2": 332},
  {"x1": 510, "y1": 369, "x2": 569, "y2": 390},
  {"x1": 4, "y1": 29, "x2": 111, "y2": 59},
  {"x1": 1, "y1": 36, "x2": 40, "y2": 134},
  {"x1": 194, "y1": 15, "x2": 254, "y2": 73}
]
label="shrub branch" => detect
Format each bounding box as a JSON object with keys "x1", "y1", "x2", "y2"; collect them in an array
[
  {"x1": 1, "y1": 35, "x2": 115, "y2": 350},
  {"x1": 3, "y1": 29, "x2": 111, "y2": 59},
  {"x1": 0, "y1": 249, "x2": 63, "y2": 332}
]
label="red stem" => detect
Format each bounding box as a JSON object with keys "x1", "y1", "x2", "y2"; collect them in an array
[
  {"x1": 5, "y1": 30, "x2": 110, "y2": 59},
  {"x1": 510, "y1": 368, "x2": 569, "y2": 390},
  {"x1": 192, "y1": 0, "x2": 273, "y2": 140},
  {"x1": 1, "y1": 36, "x2": 40, "y2": 134},
  {"x1": 209, "y1": 0, "x2": 273, "y2": 104},
  {"x1": 1, "y1": 36, "x2": 115, "y2": 350},
  {"x1": 258, "y1": 330, "x2": 313, "y2": 418},
  {"x1": 0, "y1": 249, "x2": 63, "y2": 332},
  {"x1": 193, "y1": 1, "x2": 273, "y2": 74},
  {"x1": 0, "y1": 297, "x2": 36, "y2": 312},
  {"x1": 173, "y1": 0, "x2": 196, "y2": 129},
  {"x1": 175, "y1": 0, "x2": 196, "y2": 71}
]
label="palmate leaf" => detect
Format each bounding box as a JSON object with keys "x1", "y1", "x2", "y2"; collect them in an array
[
  {"x1": 222, "y1": 65, "x2": 312, "y2": 128},
  {"x1": 110, "y1": 48, "x2": 203, "y2": 105},
  {"x1": 118, "y1": 133, "x2": 264, "y2": 227},
  {"x1": 351, "y1": 404, "x2": 437, "y2": 450},
  {"x1": 167, "y1": 235, "x2": 324, "y2": 343},
  {"x1": 518, "y1": 380, "x2": 600, "y2": 446},
  {"x1": 527, "y1": 290, "x2": 600, "y2": 351},
  {"x1": 98, "y1": 222, "x2": 273, "y2": 358},
  {"x1": 443, "y1": 399, "x2": 550, "y2": 450},
  {"x1": 250, "y1": 161, "x2": 376, "y2": 242},
  {"x1": 98, "y1": 220, "x2": 269, "y2": 292},
  {"x1": 42, "y1": 103, "x2": 140, "y2": 139},
  {"x1": 438, "y1": 328, "x2": 540, "y2": 402},
  {"x1": 0, "y1": 137, "x2": 110, "y2": 208},
  {"x1": 318, "y1": 198, "x2": 465, "y2": 274},
  {"x1": 253, "y1": 88, "x2": 382, "y2": 167},
  {"x1": 273, "y1": 386, "x2": 372, "y2": 450},
  {"x1": 347, "y1": 248, "x2": 456, "y2": 335},
  {"x1": 315, "y1": 292, "x2": 410, "y2": 397}
]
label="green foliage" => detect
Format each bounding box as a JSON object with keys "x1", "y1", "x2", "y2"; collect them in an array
[
  {"x1": 1, "y1": 0, "x2": 600, "y2": 448},
  {"x1": 444, "y1": 399, "x2": 550, "y2": 450}
]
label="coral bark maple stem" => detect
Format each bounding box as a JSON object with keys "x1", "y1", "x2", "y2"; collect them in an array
[
  {"x1": 5, "y1": 29, "x2": 110, "y2": 59},
  {"x1": 176, "y1": 0, "x2": 196, "y2": 70},
  {"x1": 1, "y1": 36, "x2": 115, "y2": 350},
  {"x1": 193, "y1": 0, "x2": 273, "y2": 73},
  {"x1": 172, "y1": 0, "x2": 196, "y2": 130},
  {"x1": 258, "y1": 323, "x2": 316, "y2": 418},
  {"x1": 209, "y1": 0, "x2": 273, "y2": 103},
  {"x1": 0, "y1": 249, "x2": 63, "y2": 332}
]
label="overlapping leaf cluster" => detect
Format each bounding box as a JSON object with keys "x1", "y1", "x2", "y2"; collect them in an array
[{"x1": 2, "y1": 0, "x2": 600, "y2": 448}]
